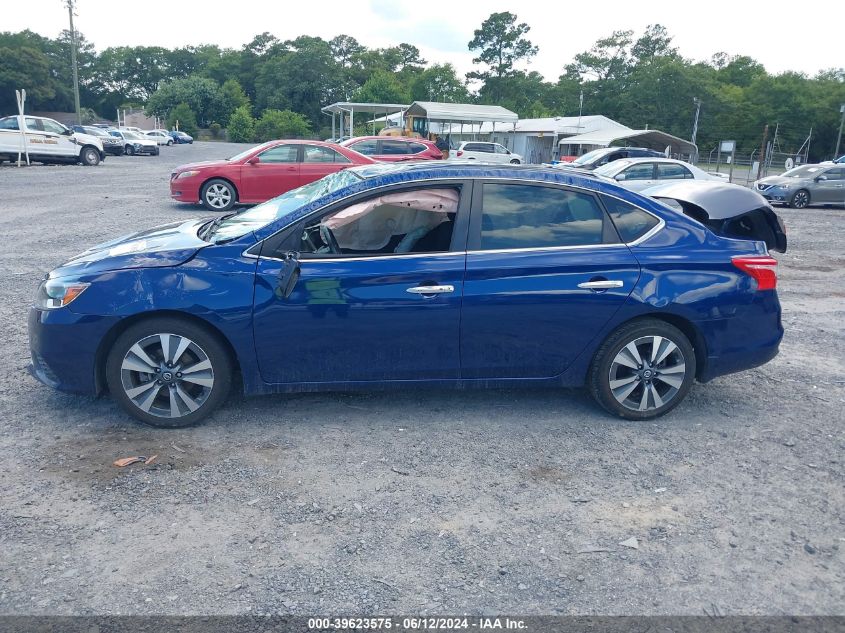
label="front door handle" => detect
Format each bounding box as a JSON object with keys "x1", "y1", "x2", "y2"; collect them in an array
[
  {"x1": 578, "y1": 280, "x2": 624, "y2": 290},
  {"x1": 406, "y1": 285, "x2": 455, "y2": 295}
]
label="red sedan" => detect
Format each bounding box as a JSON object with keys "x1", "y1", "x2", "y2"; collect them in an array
[
  {"x1": 170, "y1": 140, "x2": 376, "y2": 211},
  {"x1": 339, "y1": 136, "x2": 443, "y2": 162}
]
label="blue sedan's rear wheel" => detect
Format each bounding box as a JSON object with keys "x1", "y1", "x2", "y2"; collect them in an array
[
  {"x1": 105, "y1": 318, "x2": 232, "y2": 428},
  {"x1": 589, "y1": 319, "x2": 695, "y2": 420}
]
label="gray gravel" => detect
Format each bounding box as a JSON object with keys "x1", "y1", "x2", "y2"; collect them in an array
[{"x1": 0, "y1": 143, "x2": 843, "y2": 616}]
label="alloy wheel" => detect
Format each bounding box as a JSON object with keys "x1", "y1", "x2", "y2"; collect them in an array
[
  {"x1": 119, "y1": 333, "x2": 214, "y2": 419},
  {"x1": 205, "y1": 184, "x2": 232, "y2": 209},
  {"x1": 608, "y1": 335, "x2": 686, "y2": 412},
  {"x1": 792, "y1": 190, "x2": 810, "y2": 209}
]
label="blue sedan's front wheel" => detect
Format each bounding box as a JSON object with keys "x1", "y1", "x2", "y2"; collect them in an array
[
  {"x1": 589, "y1": 319, "x2": 696, "y2": 420},
  {"x1": 105, "y1": 317, "x2": 232, "y2": 428}
]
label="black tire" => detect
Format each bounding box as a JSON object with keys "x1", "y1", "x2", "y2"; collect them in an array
[
  {"x1": 105, "y1": 317, "x2": 233, "y2": 428},
  {"x1": 200, "y1": 178, "x2": 237, "y2": 212},
  {"x1": 80, "y1": 146, "x2": 100, "y2": 166},
  {"x1": 125, "y1": 144, "x2": 135, "y2": 156},
  {"x1": 790, "y1": 189, "x2": 810, "y2": 209},
  {"x1": 588, "y1": 318, "x2": 696, "y2": 420},
  {"x1": 509, "y1": 159, "x2": 521, "y2": 165},
  {"x1": 167, "y1": 140, "x2": 173, "y2": 146},
  {"x1": 154, "y1": 147, "x2": 160, "y2": 156}
]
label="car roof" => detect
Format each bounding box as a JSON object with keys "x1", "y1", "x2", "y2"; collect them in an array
[
  {"x1": 347, "y1": 161, "x2": 597, "y2": 182},
  {"x1": 612, "y1": 157, "x2": 681, "y2": 165},
  {"x1": 343, "y1": 136, "x2": 427, "y2": 143}
]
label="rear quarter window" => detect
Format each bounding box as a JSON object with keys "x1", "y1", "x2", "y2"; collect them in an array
[{"x1": 601, "y1": 195, "x2": 660, "y2": 243}]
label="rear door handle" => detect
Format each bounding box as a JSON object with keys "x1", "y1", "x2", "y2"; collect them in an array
[
  {"x1": 578, "y1": 280, "x2": 624, "y2": 290},
  {"x1": 406, "y1": 285, "x2": 454, "y2": 295}
]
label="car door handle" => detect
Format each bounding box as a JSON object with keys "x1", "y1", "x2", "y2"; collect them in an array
[
  {"x1": 578, "y1": 280, "x2": 624, "y2": 290},
  {"x1": 406, "y1": 285, "x2": 454, "y2": 295}
]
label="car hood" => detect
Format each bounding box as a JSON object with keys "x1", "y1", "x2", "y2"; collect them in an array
[
  {"x1": 174, "y1": 160, "x2": 229, "y2": 172},
  {"x1": 49, "y1": 219, "x2": 209, "y2": 279},
  {"x1": 72, "y1": 132, "x2": 104, "y2": 148},
  {"x1": 757, "y1": 175, "x2": 807, "y2": 187}
]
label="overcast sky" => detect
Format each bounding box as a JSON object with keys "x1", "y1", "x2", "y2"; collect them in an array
[{"x1": 7, "y1": 0, "x2": 841, "y2": 82}]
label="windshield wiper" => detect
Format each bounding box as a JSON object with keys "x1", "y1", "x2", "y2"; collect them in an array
[{"x1": 200, "y1": 212, "x2": 237, "y2": 241}]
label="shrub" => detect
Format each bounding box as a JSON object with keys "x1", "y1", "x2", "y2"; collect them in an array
[
  {"x1": 226, "y1": 105, "x2": 255, "y2": 143},
  {"x1": 253, "y1": 109, "x2": 311, "y2": 142},
  {"x1": 209, "y1": 122, "x2": 222, "y2": 138}
]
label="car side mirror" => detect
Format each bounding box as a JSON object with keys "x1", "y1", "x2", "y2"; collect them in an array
[
  {"x1": 615, "y1": 174, "x2": 626, "y2": 181},
  {"x1": 815, "y1": 175, "x2": 827, "y2": 181},
  {"x1": 275, "y1": 252, "x2": 300, "y2": 299},
  {"x1": 246, "y1": 156, "x2": 260, "y2": 165}
]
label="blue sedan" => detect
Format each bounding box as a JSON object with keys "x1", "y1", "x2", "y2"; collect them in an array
[{"x1": 28, "y1": 164, "x2": 786, "y2": 427}]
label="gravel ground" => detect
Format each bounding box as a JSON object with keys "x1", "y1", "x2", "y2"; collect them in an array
[{"x1": 0, "y1": 143, "x2": 843, "y2": 616}]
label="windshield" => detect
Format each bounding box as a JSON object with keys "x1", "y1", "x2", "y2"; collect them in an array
[
  {"x1": 227, "y1": 142, "x2": 274, "y2": 162},
  {"x1": 82, "y1": 127, "x2": 108, "y2": 137},
  {"x1": 571, "y1": 148, "x2": 610, "y2": 166},
  {"x1": 782, "y1": 165, "x2": 824, "y2": 178},
  {"x1": 206, "y1": 169, "x2": 364, "y2": 243},
  {"x1": 595, "y1": 160, "x2": 631, "y2": 176},
  {"x1": 122, "y1": 131, "x2": 141, "y2": 140}
]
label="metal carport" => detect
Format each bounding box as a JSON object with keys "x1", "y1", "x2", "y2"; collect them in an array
[
  {"x1": 321, "y1": 102, "x2": 409, "y2": 139},
  {"x1": 558, "y1": 128, "x2": 698, "y2": 160}
]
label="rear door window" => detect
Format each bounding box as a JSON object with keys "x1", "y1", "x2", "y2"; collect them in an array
[
  {"x1": 478, "y1": 183, "x2": 607, "y2": 250},
  {"x1": 302, "y1": 145, "x2": 350, "y2": 163},
  {"x1": 657, "y1": 163, "x2": 693, "y2": 180}
]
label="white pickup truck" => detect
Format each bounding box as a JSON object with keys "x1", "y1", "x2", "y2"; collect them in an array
[{"x1": 0, "y1": 115, "x2": 105, "y2": 166}]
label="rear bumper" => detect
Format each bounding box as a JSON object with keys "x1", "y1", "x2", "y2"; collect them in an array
[
  {"x1": 28, "y1": 307, "x2": 118, "y2": 395},
  {"x1": 697, "y1": 290, "x2": 783, "y2": 382}
]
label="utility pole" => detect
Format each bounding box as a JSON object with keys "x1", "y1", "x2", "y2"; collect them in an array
[
  {"x1": 691, "y1": 97, "x2": 702, "y2": 161},
  {"x1": 64, "y1": 0, "x2": 82, "y2": 125},
  {"x1": 756, "y1": 124, "x2": 768, "y2": 180},
  {"x1": 835, "y1": 104, "x2": 845, "y2": 159}
]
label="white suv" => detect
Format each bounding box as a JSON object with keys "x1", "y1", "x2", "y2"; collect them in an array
[
  {"x1": 0, "y1": 115, "x2": 104, "y2": 166},
  {"x1": 451, "y1": 141, "x2": 522, "y2": 164}
]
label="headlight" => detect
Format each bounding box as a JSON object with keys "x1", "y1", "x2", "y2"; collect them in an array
[
  {"x1": 176, "y1": 170, "x2": 200, "y2": 179},
  {"x1": 35, "y1": 278, "x2": 90, "y2": 310}
]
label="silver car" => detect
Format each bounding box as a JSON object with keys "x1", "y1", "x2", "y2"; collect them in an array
[{"x1": 755, "y1": 164, "x2": 845, "y2": 208}]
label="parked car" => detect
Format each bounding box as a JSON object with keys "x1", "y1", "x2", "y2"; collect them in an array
[
  {"x1": 71, "y1": 125, "x2": 124, "y2": 156},
  {"x1": 144, "y1": 130, "x2": 174, "y2": 146},
  {"x1": 108, "y1": 130, "x2": 159, "y2": 156},
  {"x1": 754, "y1": 164, "x2": 845, "y2": 208},
  {"x1": 29, "y1": 163, "x2": 786, "y2": 428},
  {"x1": 170, "y1": 140, "x2": 376, "y2": 211},
  {"x1": 0, "y1": 115, "x2": 104, "y2": 166},
  {"x1": 449, "y1": 141, "x2": 523, "y2": 164},
  {"x1": 568, "y1": 147, "x2": 665, "y2": 170},
  {"x1": 169, "y1": 131, "x2": 193, "y2": 144},
  {"x1": 339, "y1": 136, "x2": 443, "y2": 162},
  {"x1": 120, "y1": 126, "x2": 144, "y2": 134},
  {"x1": 594, "y1": 157, "x2": 724, "y2": 192}
]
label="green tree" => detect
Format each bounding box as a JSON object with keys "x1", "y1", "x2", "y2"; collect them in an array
[
  {"x1": 220, "y1": 78, "x2": 249, "y2": 124},
  {"x1": 410, "y1": 64, "x2": 467, "y2": 102},
  {"x1": 468, "y1": 12, "x2": 538, "y2": 102},
  {"x1": 146, "y1": 76, "x2": 227, "y2": 127},
  {"x1": 167, "y1": 102, "x2": 198, "y2": 137},
  {"x1": 0, "y1": 45, "x2": 56, "y2": 113},
  {"x1": 226, "y1": 104, "x2": 255, "y2": 142},
  {"x1": 354, "y1": 69, "x2": 410, "y2": 104},
  {"x1": 254, "y1": 109, "x2": 311, "y2": 141}
]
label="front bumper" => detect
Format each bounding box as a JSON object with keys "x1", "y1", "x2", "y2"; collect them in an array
[
  {"x1": 170, "y1": 178, "x2": 201, "y2": 203},
  {"x1": 756, "y1": 186, "x2": 792, "y2": 204},
  {"x1": 103, "y1": 144, "x2": 124, "y2": 156},
  {"x1": 28, "y1": 307, "x2": 119, "y2": 395}
]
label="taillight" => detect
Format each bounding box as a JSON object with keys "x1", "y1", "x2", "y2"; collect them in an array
[
  {"x1": 456, "y1": 150, "x2": 463, "y2": 157},
  {"x1": 732, "y1": 255, "x2": 778, "y2": 291}
]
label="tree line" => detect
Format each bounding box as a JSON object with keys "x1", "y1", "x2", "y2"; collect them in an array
[{"x1": 1, "y1": 13, "x2": 842, "y2": 159}]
